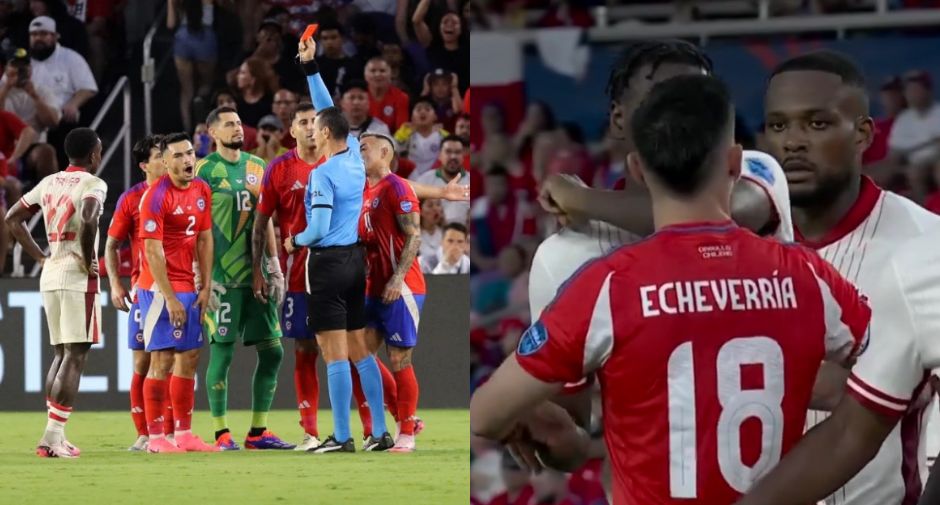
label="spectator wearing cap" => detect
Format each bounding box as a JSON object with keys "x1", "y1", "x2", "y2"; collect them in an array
[
  {"x1": 366, "y1": 56, "x2": 409, "y2": 132},
  {"x1": 168, "y1": 0, "x2": 218, "y2": 132},
  {"x1": 415, "y1": 135, "x2": 469, "y2": 224},
  {"x1": 340, "y1": 78, "x2": 392, "y2": 138},
  {"x1": 888, "y1": 70, "x2": 940, "y2": 202},
  {"x1": 423, "y1": 68, "x2": 463, "y2": 132},
  {"x1": 28, "y1": 15, "x2": 96, "y2": 123},
  {"x1": 395, "y1": 97, "x2": 449, "y2": 180},
  {"x1": 271, "y1": 87, "x2": 297, "y2": 148},
  {"x1": 0, "y1": 47, "x2": 60, "y2": 141},
  {"x1": 251, "y1": 114, "x2": 288, "y2": 164},
  {"x1": 315, "y1": 19, "x2": 361, "y2": 98},
  {"x1": 412, "y1": 0, "x2": 468, "y2": 93},
  {"x1": 21, "y1": 0, "x2": 89, "y2": 57},
  {"x1": 864, "y1": 76, "x2": 906, "y2": 166}
]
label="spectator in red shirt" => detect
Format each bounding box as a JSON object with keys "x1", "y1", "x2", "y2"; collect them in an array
[
  {"x1": 366, "y1": 56, "x2": 410, "y2": 132},
  {"x1": 540, "y1": 122, "x2": 594, "y2": 185},
  {"x1": 470, "y1": 165, "x2": 536, "y2": 270},
  {"x1": 864, "y1": 76, "x2": 906, "y2": 166},
  {"x1": 0, "y1": 108, "x2": 36, "y2": 275},
  {"x1": 535, "y1": 0, "x2": 594, "y2": 28}
]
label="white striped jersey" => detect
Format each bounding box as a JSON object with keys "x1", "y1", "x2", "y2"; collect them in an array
[
  {"x1": 800, "y1": 176, "x2": 940, "y2": 505},
  {"x1": 20, "y1": 166, "x2": 107, "y2": 293}
]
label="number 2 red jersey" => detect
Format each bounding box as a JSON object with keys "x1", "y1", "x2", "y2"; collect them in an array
[
  {"x1": 107, "y1": 181, "x2": 149, "y2": 289},
  {"x1": 359, "y1": 173, "x2": 425, "y2": 297},
  {"x1": 137, "y1": 175, "x2": 212, "y2": 293},
  {"x1": 257, "y1": 149, "x2": 324, "y2": 292},
  {"x1": 515, "y1": 221, "x2": 871, "y2": 505}
]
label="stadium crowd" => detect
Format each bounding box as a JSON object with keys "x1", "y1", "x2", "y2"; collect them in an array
[{"x1": 0, "y1": 0, "x2": 472, "y2": 278}]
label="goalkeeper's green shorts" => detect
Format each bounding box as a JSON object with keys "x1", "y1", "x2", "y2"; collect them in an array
[{"x1": 203, "y1": 287, "x2": 282, "y2": 345}]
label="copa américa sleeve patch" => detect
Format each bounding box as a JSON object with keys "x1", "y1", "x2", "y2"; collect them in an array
[
  {"x1": 517, "y1": 321, "x2": 549, "y2": 356},
  {"x1": 745, "y1": 157, "x2": 775, "y2": 185},
  {"x1": 144, "y1": 219, "x2": 157, "y2": 233},
  {"x1": 400, "y1": 200, "x2": 413, "y2": 213}
]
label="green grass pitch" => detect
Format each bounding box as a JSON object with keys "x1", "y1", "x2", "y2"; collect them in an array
[{"x1": 0, "y1": 409, "x2": 469, "y2": 505}]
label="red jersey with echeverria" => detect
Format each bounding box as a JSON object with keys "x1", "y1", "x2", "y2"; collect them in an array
[
  {"x1": 257, "y1": 149, "x2": 324, "y2": 292},
  {"x1": 107, "y1": 181, "x2": 149, "y2": 289},
  {"x1": 137, "y1": 175, "x2": 212, "y2": 293},
  {"x1": 515, "y1": 222, "x2": 871, "y2": 505},
  {"x1": 359, "y1": 173, "x2": 426, "y2": 297}
]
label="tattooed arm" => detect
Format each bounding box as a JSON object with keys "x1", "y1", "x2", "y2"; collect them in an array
[
  {"x1": 251, "y1": 211, "x2": 271, "y2": 301},
  {"x1": 381, "y1": 211, "x2": 421, "y2": 304}
]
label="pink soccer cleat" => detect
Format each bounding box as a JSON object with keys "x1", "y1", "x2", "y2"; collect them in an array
[
  {"x1": 174, "y1": 433, "x2": 219, "y2": 452},
  {"x1": 148, "y1": 437, "x2": 184, "y2": 453},
  {"x1": 388, "y1": 434, "x2": 415, "y2": 453},
  {"x1": 36, "y1": 440, "x2": 77, "y2": 458},
  {"x1": 64, "y1": 439, "x2": 81, "y2": 457}
]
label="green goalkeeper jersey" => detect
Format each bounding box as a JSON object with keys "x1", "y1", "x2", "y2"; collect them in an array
[{"x1": 195, "y1": 151, "x2": 267, "y2": 288}]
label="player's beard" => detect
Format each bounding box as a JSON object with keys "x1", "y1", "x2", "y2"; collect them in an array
[
  {"x1": 221, "y1": 140, "x2": 244, "y2": 150},
  {"x1": 789, "y1": 167, "x2": 856, "y2": 209}
]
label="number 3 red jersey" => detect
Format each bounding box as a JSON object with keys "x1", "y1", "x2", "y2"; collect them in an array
[
  {"x1": 515, "y1": 221, "x2": 870, "y2": 505},
  {"x1": 137, "y1": 175, "x2": 212, "y2": 293}
]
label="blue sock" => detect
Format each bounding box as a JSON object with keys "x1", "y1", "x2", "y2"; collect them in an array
[
  {"x1": 326, "y1": 360, "x2": 352, "y2": 442},
  {"x1": 354, "y1": 356, "x2": 388, "y2": 436}
]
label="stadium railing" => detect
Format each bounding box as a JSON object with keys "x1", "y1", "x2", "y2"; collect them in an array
[
  {"x1": 10, "y1": 77, "x2": 133, "y2": 278},
  {"x1": 142, "y1": 2, "x2": 170, "y2": 136}
]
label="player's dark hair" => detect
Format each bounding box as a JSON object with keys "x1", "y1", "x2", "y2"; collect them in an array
[
  {"x1": 206, "y1": 106, "x2": 239, "y2": 127},
  {"x1": 440, "y1": 134, "x2": 464, "y2": 148},
  {"x1": 315, "y1": 106, "x2": 349, "y2": 140},
  {"x1": 606, "y1": 39, "x2": 713, "y2": 102},
  {"x1": 290, "y1": 101, "x2": 316, "y2": 124},
  {"x1": 360, "y1": 132, "x2": 396, "y2": 153},
  {"x1": 133, "y1": 134, "x2": 164, "y2": 166},
  {"x1": 770, "y1": 50, "x2": 867, "y2": 89},
  {"x1": 64, "y1": 127, "x2": 100, "y2": 162},
  {"x1": 631, "y1": 74, "x2": 732, "y2": 195},
  {"x1": 160, "y1": 132, "x2": 192, "y2": 152},
  {"x1": 444, "y1": 222, "x2": 468, "y2": 238}
]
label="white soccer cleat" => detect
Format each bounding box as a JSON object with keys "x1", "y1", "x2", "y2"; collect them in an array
[
  {"x1": 36, "y1": 439, "x2": 77, "y2": 458},
  {"x1": 294, "y1": 433, "x2": 320, "y2": 451},
  {"x1": 128, "y1": 435, "x2": 149, "y2": 451},
  {"x1": 388, "y1": 434, "x2": 415, "y2": 453}
]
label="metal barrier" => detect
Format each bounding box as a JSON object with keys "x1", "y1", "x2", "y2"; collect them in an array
[
  {"x1": 142, "y1": 2, "x2": 169, "y2": 136},
  {"x1": 10, "y1": 76, "x2": 133, "y2": 278}
]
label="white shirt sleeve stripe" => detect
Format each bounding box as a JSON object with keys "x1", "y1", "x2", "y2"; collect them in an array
[
  {"x1": 583, "y1": 272, "x2": 615, "y2": 374},
  {"x1": 847, "y1": 376, "x2": 908, "y2": 412},
  {"x1": 806, "y1": 260, "x2": 857, "y2": 363}
]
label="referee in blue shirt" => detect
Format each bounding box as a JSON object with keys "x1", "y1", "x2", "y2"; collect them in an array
[{"x1": 282, "y1": 38, "x2": 393, "y2": 454}]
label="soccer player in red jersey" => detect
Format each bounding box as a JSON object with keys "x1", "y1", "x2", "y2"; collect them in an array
[
  {"x1": 105, "y1": 134, "x2": 169, "y2": 451},
  {"x1": 138, "y1": 132, "x2": 217, "y2": 453},
  {"x1": 470, "y1": 75, "x2": 872, "y2": 504},
  {"x1": 358, "y1": 132, "x2": 426, "y2": 452}
]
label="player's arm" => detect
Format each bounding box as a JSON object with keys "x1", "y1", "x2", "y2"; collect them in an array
[
  {"x1": 3, "y1": 199, "x2": 46, "y2": 263},
  {"x1": 383, "y1": 206, "x2": 421, "y2": 303},
  {"x1": 408, "y1": 179, "x2": 470, "y2": 202},
  {"x1": 293, "y1": 169, "x2": 333, "y2": 247},
  {"x1": 251, "y1": 208, "x2": 272, "y2": 298},
  {"x1": 735, "y1": 395, "x2": 897, "y2": 505},
  {"x1": 195, "y1": 227, "x2": 213, "y2": 319},
  {"x1": 298, "y1": 38, "x2": 334, "y2": 111},
  {"x1": 808, "y1": 361, "x2": 851, "y2": 411},
  {"x1": 730, "y1": 178, "x2": 774, "y2": 235},
  {"x1": 144, "y1": 238, "x2": 179, "y2": 310},
  {"x1": 104, "y1": 235, "x2": 130, "y2": 311},
  {"x1": 78, "y1": 196, "x2": 102, "y2": 274}
]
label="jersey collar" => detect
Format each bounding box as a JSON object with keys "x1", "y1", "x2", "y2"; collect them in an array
[
  {"x1": 794, "y1": 176, "x2": 882, "y2": 249},
  {"x1": 657, "y1": 220, "x2": 737, "y2": 234},
  {"x1": 65, "y1": 165, "x2": 86, "y2": 173}
]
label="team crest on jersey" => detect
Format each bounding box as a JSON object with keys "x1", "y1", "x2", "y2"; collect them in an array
[
  {"x1": 144, "y1": 219, "x2": 157, "y2": 233},
  {"x1": 372, "y1": 198, "x2": 380, "y2": 208},
  {"x1": 518, "y1": 321, "x2": 548, "y2": 356},
  {"x1": 247, "y1": 174, "x2": 258, "y2": 185},
  {"x1": 173, "y1": 329, "x2": 183, "y2": 339},
  {"x1": 197, "y1": 198, "x2": 206, "y2": 211},
  {"x1": 219, "y1": 326, "x2": 228, "y2": 336},
  {"x1": 400, "y1": 201, "x2": 413, "y2": 213},
  {"x1": 746, "y1": 158, "x2": 775, "y2": 185}
]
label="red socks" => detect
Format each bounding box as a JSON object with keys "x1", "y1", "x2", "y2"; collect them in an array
[
  {"x1": 395, "y1": 367, "x2": 419, "y2": 435},
  {"x1": 294, "y1": 349, "x2": 319, "y2": 437},
  {"x1": 377, "y1": 359, "x2": 399, "y2": 422},
  {"x1": 163, "y1": 373, "x2": 174, "y2": 435},
  {"x1": 130, "y1": 372, "x2": 147, "y2": 437},
  {"x1": 351, "y1": 365, "x2": 373, "y2": 437},
  {"x1": 143, "y1": 378, "x2": 166, "y2": 437},
  {"x1": 169, "y1": 375, "x2": 195, "y2": 433}
]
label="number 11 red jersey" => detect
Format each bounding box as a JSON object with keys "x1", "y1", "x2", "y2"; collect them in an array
[{"x1": 515, "y1": 221, "x2": 870, "y2": 505}]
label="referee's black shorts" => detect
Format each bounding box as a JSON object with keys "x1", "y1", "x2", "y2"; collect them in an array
[{"x1": 305, "y1": 243, "x2": 366, "y2": 333}]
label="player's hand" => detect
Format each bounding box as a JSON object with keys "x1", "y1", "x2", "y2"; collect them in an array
[
  {"x1": 298, "y1": 38, "x2": 317, "y2": 63},
  {"x1": 265, "y1": 257, "x2": 286, "y2": 306},
  {"x1": 503, "y1": 425, "x2": 544, "y2": 473},
  {"x1": 283, "y1": 236, "x2": 296, "y2": 254},
  {"x1": 62, "y1": 103, "x2": 80, "y2": 123},
  {"x1": 441, "y1": 176, "x2": 470, "y2": 201},
  {"x1": 382, "y1": 276, "x2": 403, "y2": 304},
  {"x1": 194, "y1": 289, "x2": 210, "y2": 322},
  {"x1": 110, "y1": 282, "x2": 132, "y2": 312},
  {"x1": 253, "y1": 267, "x2": 268, "y2": 303},
  {"x1": 207, "y1": 281, "x2": 226, "y2": 313},
  {"x1": 167, "y1": 296, "x2": 187, "y2": 328},
  {"x1": 443, "y1": 243, "x2": 463, "y2": 265}
]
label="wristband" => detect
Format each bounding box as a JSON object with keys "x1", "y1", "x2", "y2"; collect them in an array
[
  {"x1": 301, "y1": 60, "x2": 320, "y2": 76},
  {"x1": 264, "y1": 256, "x2": 282, "y2": 274}
]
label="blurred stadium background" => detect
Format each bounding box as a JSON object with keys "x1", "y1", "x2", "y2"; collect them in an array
[
  {"x1": 469, "y1": 1, "x2": 940, "y2": 504},
  {"x1": 0, "y1": 1, "x2": 469, "y2": 503}
]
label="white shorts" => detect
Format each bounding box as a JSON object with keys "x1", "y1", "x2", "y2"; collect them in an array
[{"x1": 42, "y1": 290, "x2": 101, "y2": 345}]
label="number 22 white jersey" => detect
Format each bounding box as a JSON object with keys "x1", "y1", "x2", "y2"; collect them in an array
[{"x1": 20, "y1": 166, "x2": 107, "y2": 293}]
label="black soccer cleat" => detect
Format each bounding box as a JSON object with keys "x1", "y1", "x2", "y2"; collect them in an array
[
  {"x1": 308, "y1": 435, "x2": 355, "y2": 454},
  {"x1": 363, "y1": 432, "x2": 394, "y2": 452}
]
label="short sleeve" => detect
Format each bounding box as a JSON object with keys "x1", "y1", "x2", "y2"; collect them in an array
[
  {"x1": 308, "y1": 168, "x2": 334, "y2": 209},
  {"x1": 199, "y1": 183, "x2": 212, "y2": 231},
  {"x1": 139, "y1": 186, "x2": 165, "y2": 241},
  {"x1": 527, "y1": 244, "x2": 557, "y2": 320},
  {"x1": 846, "y1": 258, "x2": 924, "y2": 419},
  {"x1": 20, "y1": 178, "x2": 43, "y2": 209},
  {"x1": 81, "y1": 177, "x2": 107, "y2": 204},
  {"x1": 108, "y1": 192, "x2": 132, "y2": 240},
  {"x1": 68, "y1": 53, "x2": 98, "y2": 93},
  {"x1": 515, "y1": 261, "x2": 614, "y2": 384},
  {"x1": 391, "y1": 178, "x2": 418, "y2": 215},
  {"x1": 257, "y1": 161, "x2": 279, "y2": 216}
]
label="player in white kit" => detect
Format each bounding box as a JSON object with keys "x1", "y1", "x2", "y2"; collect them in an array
[
  {"x1": 737, "y1": 227, "x2": 940, "y2": 504},
  {"x1": 4, "y1": 128, "x2": 107, "y2": 458}
]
